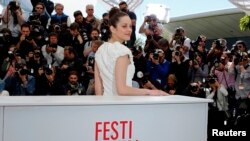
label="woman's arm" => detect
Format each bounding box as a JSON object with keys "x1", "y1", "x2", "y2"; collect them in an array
[
  {"x1": 94, "y1": 63, "x2": 103, "y2": 95},
  {"x1": 115, "y1": 55, "x2": 167, "y2": 96}
]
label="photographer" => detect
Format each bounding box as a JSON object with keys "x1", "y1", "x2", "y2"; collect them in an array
[
  {"x1": 1, "y1": 0, "x2": 26, "y2": 41},
  {"x1": 188, "y1": 52, "x2": 208, "y2": 83},
  {"x1": 29, "y1": 2, "x2": 49, "y2": 30},
  {"x1": 83, "y1": 28, "x2": 100, "y2": 58},
  {"x1": 139, "y1": 14, "x2": 163, "y2": 54},
  {"x1": 0, "y1": 28, "x2": 13, "y2": 65},
  {"x1": 234, "y1": 52, "x2": 250, "y2": 113},
  {"x1": 63, "y1": 23, "x2": 84, "y2": 58},
  {"x1": 169, "y1": 27, "x2": 191, "y2": 59},
  {"x1": 170, "y1": 50, "x2": 190, "y2": 93},
  {"x1": 119, "y1": 1, "x2": 137, "y2": 47},
  {"x1": 136, "y1": 72, "x2": 162, "y2": 90},
  {"x1": 35, "y1": 66, "x2": 64, "y2": 95},
  {"x1": 1, "y1": 47, "x2": 26, "y2": 79},
  {"x1": 131, "y1": 46, "x2": 147, "y2": 83},
  {"x1": 73, "y1": 10, "x2": 92, "y2": 42},
  {"x1": 41, "y1": 32, "x2": 64, "y2": 67},
  {"x1": 16, "y1": 23, "x2": 38, "y2": 59},
  {"x1": 99, "y1": 12, "x2": 109, "y2": 41},
  {"x1": 47, "y1": 3, "x2": 71, "y2": 33},
  {"x1": 28, "y1": 47, "x2": 47, "y2": 73},
  {"x1": 206, "y1": 75, "x2": 229, "y2": 134},
  {"x1": 59, "y1": 46, "x2": 83, "y2": 83},
  {"x1": 63, "y1": 71, "x2": 86, "y2": 95},
  {"x1": 146, "y1": 49, "x2": 170, "y2": 87},
  {"x1": 164, "y1": 74, "x2": 178, "y2": 95},
  {"x1": 184, "y1": 81, "x2": 206, "y2": 98},
  {"x1": 6, "y1": 68, "x2": 36, "y2": 96}
]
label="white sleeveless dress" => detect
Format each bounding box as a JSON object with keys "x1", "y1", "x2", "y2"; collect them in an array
[{"x1": 95, "y1": 42, "x2": 135, "y2": 96}]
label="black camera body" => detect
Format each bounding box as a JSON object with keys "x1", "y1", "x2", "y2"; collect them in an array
[
  {"x1": 53, "y1": 24, "x2": 62, "y2": 32},
  {"x1": 45, "y1": 67, "x2": 53, "y2": 75},
  {"x1": 28, "y1": 12, "x2": 41, "y2": 25},
  {"x1": 190, "y1": 84, "x2": 199, "y2": 92},
  {"x1": 9, "y1": 1, "x2": 20, "y2": 12},
  {"x1": 8, "y1": 51, "x2": 15, "y2": 60},
  {"x1": 25, "y1": 36, "x2": 33, "y2": 42},
  {"x1": 153, "y1": 52, "x2": 159, "y2": 60}
]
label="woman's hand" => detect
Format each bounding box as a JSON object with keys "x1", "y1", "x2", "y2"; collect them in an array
[{"x1": 148, "y1": 89, "x2": 169, "y2": 96}]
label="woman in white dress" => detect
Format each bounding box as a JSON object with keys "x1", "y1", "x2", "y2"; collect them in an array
[{"x1": 94, "y1": 7, "x2": 168, "y2": 96}]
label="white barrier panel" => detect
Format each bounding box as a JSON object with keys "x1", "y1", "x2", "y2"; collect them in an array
[{"x1": 0, "y1": 95, "x2": 211, "y2": 141}]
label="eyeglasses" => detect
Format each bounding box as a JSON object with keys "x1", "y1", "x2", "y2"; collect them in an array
[{"x1": 88, "y1": 9, "x2": 93, "y2": 11}]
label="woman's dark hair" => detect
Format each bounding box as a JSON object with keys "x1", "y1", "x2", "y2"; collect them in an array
[{"x1": 108, "y1": 7, "x2": 128, "y2": 28}]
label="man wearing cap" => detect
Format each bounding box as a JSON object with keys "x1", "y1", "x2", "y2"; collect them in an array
[{"x1": 119, "y1": 1, "x2": 137, "y2": 48}]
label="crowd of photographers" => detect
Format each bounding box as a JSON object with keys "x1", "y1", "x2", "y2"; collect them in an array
[{"x1": 0, "y1": 0, "x2": 249, "y2": 134}]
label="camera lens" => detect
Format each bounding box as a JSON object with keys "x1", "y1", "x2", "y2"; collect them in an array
[{"x1": 153, "y1": 53, "x2": 159, "y2": 60}]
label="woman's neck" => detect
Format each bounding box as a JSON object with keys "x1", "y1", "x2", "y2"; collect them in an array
[{"x1": 108, "y1": 37, "x2": 124, "y2": 44}]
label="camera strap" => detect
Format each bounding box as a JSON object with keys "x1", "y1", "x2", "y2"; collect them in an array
[{"x1": 222, "y1": 71, "x2": 229, "y2": 88}]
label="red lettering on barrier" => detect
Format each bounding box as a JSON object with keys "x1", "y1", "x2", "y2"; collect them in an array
[
  {"x1": 129, "y1": 121, "x2": 132, "y2": 139},
  {"x1": 95, "y1": 122, "x2": 102, "y2": 141},
  {"x1": 103, "y1": 121, "x2": 110, "y2": 140},
  {"x1": 110, "y1": 121, "x2": 118, "y2": 140},
  {"x1": 95, "y1": 120, "x2": 137, "y2": 141},
  {"x1": 120, "y1": 120, "x2": 128, "y2": 139}
]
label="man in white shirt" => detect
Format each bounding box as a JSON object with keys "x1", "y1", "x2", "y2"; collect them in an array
[{"x1": 41, "y1": 32, "x2": 64, "y2": 67}]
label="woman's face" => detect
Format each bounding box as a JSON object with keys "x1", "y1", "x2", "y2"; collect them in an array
[
  {"x1": 35, "y1": 4, "x2": 44, "y2": 14},
  {"x1": 111, "y1": 16, "x2": 132, "y2": 42}
]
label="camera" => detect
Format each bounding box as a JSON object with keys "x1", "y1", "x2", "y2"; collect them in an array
[
  {"x1": 175, "y1": 51, "x2": 180, "y2": 56},
  {"x1": 53, "y1": 24, "x2": 61, "y2": 32},
  {"x1": 206, "y1": 75, "x2": 217, "y2": 84},
  {"x1": 49, "y1": 43, "x2": 57, "y2": 48},
  {"x1": 153, "y1": 52, "x2": 159, "y2": 60},
  {"x1": 8, "y1": 1, "x2": 20, "y2": 12},
  {"x1": 34, "y1": 51, "x2": 40, "y2": 58},
  {"x1": 28, "y1": 12, "x2": 41, "y2": 25},
  {"x1": 88, "y1": 56, "x2": 95, "y2": 66},
  {"x1": 190, "y1": 84, "x2": 199, "y2": 93},
  {"x1": 100, "y1": 19, "x2": 109, "y2": 41},
  {"x1": 146, "y1": 16, "x2": 152, "y2": 22},
  {"x1": 131, "y1": 46, "x2": 142, "y2": 56},
  {"x1": 8, "y1": 51, "x2": 15, "y2": 60},
  {"x1": 45, "y1": 67, "x2": 53, "y2": 75},
  {"x1": 25, "y1": 36, "x2": 33, "y2": 42},
  {"x1": 146, "y1": 34, "x2": 153, "y2": 40},
  {"x1": 70, "y1": 88, "x2": 79, "y2": 94},
  {"x1": 19, "y1": 69, "x2": 29, "y2": 76},
  {"x1": 0, "y1": 31, "x2": 11, "y2": 45}
]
